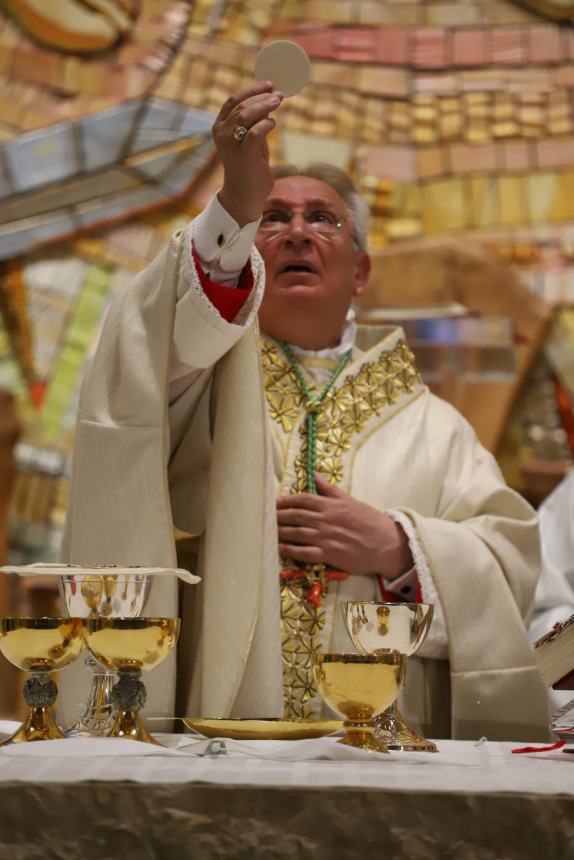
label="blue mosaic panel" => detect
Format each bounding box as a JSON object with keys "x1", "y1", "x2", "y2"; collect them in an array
[{"x1": 4, "y1": 124, "x2": 77, "y2": 192}]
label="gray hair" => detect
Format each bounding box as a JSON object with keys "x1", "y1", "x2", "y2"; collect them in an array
[{"x1": 271, "y1": 163, "x2": 369, "y2": 253}]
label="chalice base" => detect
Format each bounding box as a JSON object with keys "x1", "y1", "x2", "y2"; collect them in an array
[
  {"x1": 339, "y1": 721, "x2": 389, "y2": 753},
  {"x1": 374, "y1": 704, "x2": 437, "y2": 753},
  {"x1": 108, "y1": 709, "x2": 163, "y2": 746},
  {"x1": 1, "y1": 706, "x2": 65, "y2": 745}
]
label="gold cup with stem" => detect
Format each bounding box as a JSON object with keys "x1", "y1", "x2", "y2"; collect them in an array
[
  {"x1": 313, "y1": 652, "x2": 406, "y2": 752},
  {"x1": 0, "y1": 617, "x2": 86, "y2": 744},
  {"x1": 343, "y1": 601, "x2": 437, "y2": 752},
  {"x1": 82, "y1": 616, "x2": 180, "y2": 746},
  {"x1": 59, "y1": 570, "x2": 151, "y2": 736}
]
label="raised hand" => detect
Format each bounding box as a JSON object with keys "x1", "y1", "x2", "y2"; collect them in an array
[
  {"x1": 277, "y1": 474, "x2": 413, "y2": 579},
  {"x1": 212, "y1": 82, "x2": 284, "y2": 226}
]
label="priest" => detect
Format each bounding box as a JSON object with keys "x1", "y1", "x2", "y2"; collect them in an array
[{"x1": 61, "y1": 82, "x2": 550, "y2": 741}]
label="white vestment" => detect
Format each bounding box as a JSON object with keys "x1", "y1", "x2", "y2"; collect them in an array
[
  {"x1": 531, "y1": 469, "x2": 574, "y2": 642},
  {"x1": 61, "y1": 224, "x2": 550, "y2": 741}
]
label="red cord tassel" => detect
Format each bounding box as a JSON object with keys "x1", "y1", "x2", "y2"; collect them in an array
[{"x1": 280, "y1": 569, "x2": 349, "y2": 607}]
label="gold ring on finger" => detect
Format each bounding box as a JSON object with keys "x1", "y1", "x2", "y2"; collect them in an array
[{"x1": 232, "y1": 124, "x2": 247, "y2": 142}]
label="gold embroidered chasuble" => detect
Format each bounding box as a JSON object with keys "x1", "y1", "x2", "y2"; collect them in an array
[
  {"x1": 260, "y1": 327, "x2": 424, "y2": 718},
  {"x1": 60, "y1": 224, "x2": 550, "y2": 740}
]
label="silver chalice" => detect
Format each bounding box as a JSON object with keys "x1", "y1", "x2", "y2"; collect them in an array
[
  {"x1": 59, "y1": 570, "x2": 151, "y2": 736},
  {"x1": 343, "y1": 601, "x2": 437, "y2": 752}
]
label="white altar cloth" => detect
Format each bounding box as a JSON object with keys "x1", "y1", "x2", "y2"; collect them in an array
[{"x1": 0, "y1": 726, "x2": 571, "y2": 797}]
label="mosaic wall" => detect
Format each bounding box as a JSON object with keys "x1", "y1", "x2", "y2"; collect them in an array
[{"x1": 1, "y1": 0, "x2": 574, "y2": 562}]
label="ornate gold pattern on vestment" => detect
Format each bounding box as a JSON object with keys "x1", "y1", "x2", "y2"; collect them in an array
[
  {"x1": 291, "y1": 341, "x2": 421, "y2": 494},
  {"x1": 260, "y1": 337, "x2": 311, "y2": 434},
  {"x1": 280, "y1": 578, "x2": 325, "y2": 718},
  {"x1": 260, "y1": 335, "x2": 422, "y2": 717}
]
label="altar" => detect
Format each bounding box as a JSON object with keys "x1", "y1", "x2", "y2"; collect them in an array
[{"x1": 0, "y1": 734, "x2": 572, "y2": 859}]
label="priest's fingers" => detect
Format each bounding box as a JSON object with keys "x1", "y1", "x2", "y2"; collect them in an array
[
  {"x1": 277, "y1": 506, "x2": 322, "y2": 527},
  {"x1": 279, "y1": 544, "x2": 325, "y2": 564},
  {"x1": 222, "y1": 93, "x2": 282, "y2": 139},
  {"x1": 277, "y1": 493, "x2": 326, "y2": 512},
  {"x1": 277, "y1": 526, "x2": 319, "y2": 545},
  {"x1": 217, "y1": 82, "x2": 274, "y2": 123},
  {"x1": 246, "y1": 117, "x2": 275, "y2": 151}
]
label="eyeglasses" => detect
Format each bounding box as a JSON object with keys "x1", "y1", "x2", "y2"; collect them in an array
[{"x1": 258, "y1": 208, "x2": 344, "y2": 239}]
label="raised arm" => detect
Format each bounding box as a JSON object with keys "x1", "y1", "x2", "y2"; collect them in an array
[{"x1": 169, "y1": 83, "x2": 284, "y2": 392}]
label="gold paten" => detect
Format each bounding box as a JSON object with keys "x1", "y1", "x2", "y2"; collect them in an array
[
  {"x1": 0, "y1": 617, "x2": 86, "y2": 744},
  {"x1": 183, "y1": 718, "x2": 343, "y2": 741},
  {"x1": 343, "y1": 601, "x2": 438, "y2": 752},
  {"x1": 261, "y1": 335, "x2": 421, "y2": 718},
  {"x1": 83, "y1": 617, "x2": 180, "y2": 746},
  {"x1": 313, "y1": 652, "x2": 405, "y2": 753}
]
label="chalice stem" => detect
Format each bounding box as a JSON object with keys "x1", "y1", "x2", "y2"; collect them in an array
[
  {"x1": 340, "y1": 717, "x2": 389, "y2": 753},
  {"x1": 67, "y1": 656, "x2": 115, "y2": 736},
  {"x1": 2, "y1": 670, "x2": 65, "y2": 744},
  {"x1": 377, "y1": 700, "x2": 402, "y2": 733},
  {"x1": 108, "y1": 666, "x2": 161, "y2": 746}
]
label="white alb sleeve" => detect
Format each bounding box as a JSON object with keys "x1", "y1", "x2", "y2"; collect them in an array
[{"x1": 185, "y1": 192, "x2": 261, "y2": 291}]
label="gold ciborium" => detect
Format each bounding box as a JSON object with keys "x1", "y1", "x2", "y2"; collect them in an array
[
  {"x1": 0, "y1": 617, "x2": 85, "y2": 744},
  {"x1": 59, "y1": 571, "x2": 151, "y2": 736},
  {"x1": 313, "y1": 652, "x2": 405, "y2": 752},
  {"x1": 343, "y1": 601, "x2": 436, "y2": 752},
  {"x1": 83, "y1": 617, "x2": 180, "y2": 746}
]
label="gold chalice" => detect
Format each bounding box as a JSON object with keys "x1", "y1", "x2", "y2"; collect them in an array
[
  {"x1": 83, "y1": 617, "x2": 180, "y2": 746},
  {"x1": 0, "y1": 617, "x2": 85, "y2": 744},
  {"x1": 313, "y1": 652, "x2": 405, "y2": 753},
  {"x1": 343, "y1": 601, "x2": 436, "y2": 752},
  {"x1": 59, "y1": 571, "x2": 151, "y2": 736}
]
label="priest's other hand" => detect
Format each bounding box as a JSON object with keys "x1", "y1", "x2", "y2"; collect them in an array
[
  {"x1": 213, "y1": 82, "x2": 284, "y2": 227},
  {"x1": 276, "y1": 474, "x2": 413, "y2": 579}
]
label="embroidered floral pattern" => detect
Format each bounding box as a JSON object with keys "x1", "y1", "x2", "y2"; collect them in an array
[
  {"x1": 280, "y1": 580, "x2": 325, "y2": 718},
  {"x1": 261, "y1": 335, "x2": 422, "y2": 717}
]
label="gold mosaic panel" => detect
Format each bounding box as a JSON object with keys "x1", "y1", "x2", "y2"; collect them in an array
[
  {"x1": 422, "y1": 179, "x2": 468, "y2": 232},
  {"x1": 471, "y1": 177, "x2": 500, "y2": 228},
  {"x1": 499, "y1": 175, "x2": 528, "y2": 225},
  {"x1": 546, "y1": 170, "x2": 574, "y2": 221}
]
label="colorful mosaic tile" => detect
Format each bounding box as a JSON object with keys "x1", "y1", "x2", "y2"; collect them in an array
[
  {"x1": 1, "y1": 1, "x2": 191, "y2": 127},
  {"x1": 529, "y1": 24, "x2": 564, "y2": 63},
  {"x1": 491, "y1": 27, "x2": 527, "y2": 65},
  {"x1": 0, "y1": 100, "x2": 215, "y2": 260},
  {"x1": 453, "y1": 29, "x2": 488, "y2": 67},
  {"x1": 274, "y1": 22, "x2": 574, "y2": 70}
]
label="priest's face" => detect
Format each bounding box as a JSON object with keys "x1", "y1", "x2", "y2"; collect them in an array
[{"x1": 256, "y1": 176, "x2": 370, "y2": 349}]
